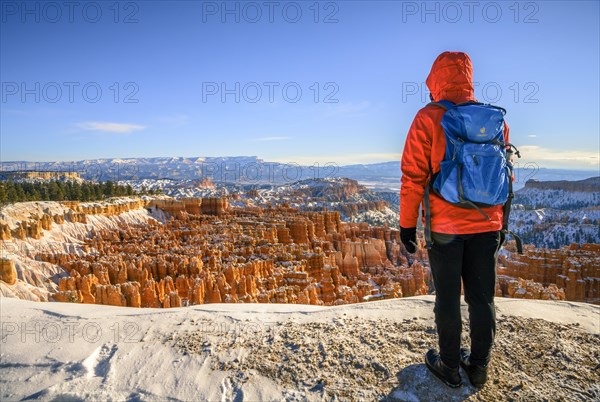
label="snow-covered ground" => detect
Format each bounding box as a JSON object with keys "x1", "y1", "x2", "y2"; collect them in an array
[
  {"x1": 346, "y1": 207, "x2": 399, "y2": 228},
  {"x1": 0, "y1": 296, "x2": 598, "y2": 401}
]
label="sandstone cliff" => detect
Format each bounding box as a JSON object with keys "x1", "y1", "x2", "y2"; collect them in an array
[
  {"x1": 499, "y1": 243, "x2": 599, "y2": 303},
  {"x1": 3, "y1": 195, "x2": 598, "y2": 308},
  {"x1": 8, "y1": 198, "x2": 428, "y2": 307}
]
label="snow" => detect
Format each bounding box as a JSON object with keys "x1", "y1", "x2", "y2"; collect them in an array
[
  {"x1": 534, "y1": 209, "x2": 545, "y2": 221},
  {"x1": 0, "y1": 201, "x2": 70, "y2": 230},
  {"x1": 390, "y1": 389, "x2": 420, "y2": 402},
  {"x1": 515, "y1": 188, "x2": 599, "y2": 210},
  {"x1": 0, "y1": 296, "x2": 598, "y2": 401}
]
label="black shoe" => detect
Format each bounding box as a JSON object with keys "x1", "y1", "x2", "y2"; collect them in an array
[
  {"x1": 424, "y1": 349, "x2": 462, "y2": 388},
  {"x1": 460, "y1": 348, "x2": 488, "y2": 388}
]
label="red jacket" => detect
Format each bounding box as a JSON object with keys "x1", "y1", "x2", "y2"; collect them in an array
[{"x1": 400, "y1": 52, "x2": 509, "y2": 234}]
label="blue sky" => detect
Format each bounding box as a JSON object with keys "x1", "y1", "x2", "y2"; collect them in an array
[{"x1": 1, "y1": 0, "x2": 599, "y2": 170}]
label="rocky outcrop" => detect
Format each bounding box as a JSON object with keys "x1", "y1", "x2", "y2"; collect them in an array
[
  {"x1": 0, "y1": 258, "x2": 17, "y2": 285},
  {"x1": 200, "y1": 197, "x2": 228, "y2": 216},
  {"x1": 29, "y1": 200, "x2": 430, "y2": 308},
  {"x1": 0, "y1": 198, "x2": 150, "y2": 241},
  {"x1": 148, "y1": 199, "x2": 186, "y2": 217},
  {"x1": 148, "y1": 198, "x2": 206, "y2": 217},
  {"x1": 499, "y1": 243, "x2": 599, "y2": 303},
  {"x1": 496, "y1": 276, "x2": 566, "y2": 301}
]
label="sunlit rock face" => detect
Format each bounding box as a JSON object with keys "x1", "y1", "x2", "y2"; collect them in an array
[
  {"x1": 0, "y1": 258, "x2": 17, "y2": 285},
  {"x1": 22, "y1": 197, "x2": 428, "y2": 308},
  {"x1": 498, "y1": 243, "x2": 599, "y2": 303},
  {"x1": 3, "y1": 195, "x2": 597, "y2": 308}
]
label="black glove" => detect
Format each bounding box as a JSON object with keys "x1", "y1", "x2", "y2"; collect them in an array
[{"x1": 400, "y1": 227, "x2": 417, "y2": 254}]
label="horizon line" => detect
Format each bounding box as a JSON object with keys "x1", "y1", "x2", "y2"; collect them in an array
[{"x1": 0, "y1": 155, "x2": 598, "y2": 172}]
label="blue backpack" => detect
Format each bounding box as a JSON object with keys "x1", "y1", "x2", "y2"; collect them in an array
[{"x1": 424, "y1": 100, "x2": 523, "y2": 253}]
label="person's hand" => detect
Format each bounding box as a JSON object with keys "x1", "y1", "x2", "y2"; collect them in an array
[{"x1": 400, "y1": 227, "x2": 418, "y2": 254}]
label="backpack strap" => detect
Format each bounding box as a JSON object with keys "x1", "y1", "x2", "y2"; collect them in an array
[
  {"x1": 501, "y1": 162, "x2": 524, "y2": 254},
  {"x1": 430, "y1": 99, "x2": 503, "y2": 113},
  {"x1": 424, "y1": 99, "x2": 455, "y2": 249},
  {"x1": 424, "y1": 176, "x2": 433, "y2": 250},
  {"x1": 428, "y1": 100, "x2": 455, "y2": 110}
]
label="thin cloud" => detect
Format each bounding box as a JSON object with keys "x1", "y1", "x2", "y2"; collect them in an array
[
  {"x1": 517, "y1": 145, "x2": 599, "y2": 168},
  {"x1": 252, "y1": 136, "x2": 292, "y2": 142},
  {"x1": 78, "y1": 121, "x2": 145, "y2": 134},
  {"x1": 527, "y1": 134, "x2": 537, "y2": 138}
]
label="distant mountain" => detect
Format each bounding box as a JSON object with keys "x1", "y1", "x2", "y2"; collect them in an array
[
  {"x1": 1, "y1": 157, "x2": 264, "y2": 182},
  {"x1": 521, "y1": 176, "x2": 600, "y2": 193},
  {"x1": 2, "y1": 158, "x2": 596, "y2": 192}
]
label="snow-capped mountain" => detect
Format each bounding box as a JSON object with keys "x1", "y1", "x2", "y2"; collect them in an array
[{"x1": 3, "y1": 157, "x2": 595, "y2": 191}]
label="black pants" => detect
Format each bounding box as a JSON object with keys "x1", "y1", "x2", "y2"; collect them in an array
[{"x1": 428, "y1": 231, "x2": 501, "y2": 368}]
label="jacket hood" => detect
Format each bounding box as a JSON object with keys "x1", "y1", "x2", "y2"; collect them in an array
[{"x1": 426, "y1": 51, "x2": 475, "y2": 103}]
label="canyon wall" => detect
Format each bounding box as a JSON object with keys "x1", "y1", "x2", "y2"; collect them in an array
[
  {"x1": 2, "y1": 197, "x2": 429, "y2": 307},
  {"x1": 498, "y1": 243, "x2": 599, "y2": 304},
  {"x1": 2, "y1": 195, "x2": 598, "y2": 307},
  {"x1": 0, "y1": 198, "x2": 149, "y2": 241}
]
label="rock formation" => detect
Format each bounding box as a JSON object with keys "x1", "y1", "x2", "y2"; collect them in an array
[
  {"x1": 1, "y1": 198, "x2": 149, "y2": 241},
  {"x1": 200, "y1": 197, "x2": 228, "y2": 216},
  {"x1": 496, "y1": 277, "x2": 566, "y2": 301},
  {"x1": 0, "y1": 258, "x2": 17, "y2": 285},
  {"x1": 499, "y1": 243, "x2": 599, "y2": 303},
  {"x1": 24, "y1": 198, "x2": 431, "y2": 308},
  {"x1": 7, "y1": 193, "x2": 597, "y2": 309}
]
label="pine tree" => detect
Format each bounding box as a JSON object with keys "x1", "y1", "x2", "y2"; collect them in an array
[
  {"x1": 0, "y1": 183, "x2": 7, "y2": 205},
  {"x1": 81, "y1": 184, "x2": 91, "y2": 201},
  {"x1": 48, "y1": 181, "x2": 64, "y2": 201},
  {"x1": 104, "y1": 181, "x2": 115, "y2": 197}
]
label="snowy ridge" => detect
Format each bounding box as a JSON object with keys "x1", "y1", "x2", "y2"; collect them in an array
[
  {"x1": 0, "y1": 198, "x2": 163, "y2": 301},
  {"x1": 514, "y1": 188, "x2": 600, "y2": 210},
  {"x1": 510, "y1": 177, "x2": 600, "y2": 248}
]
